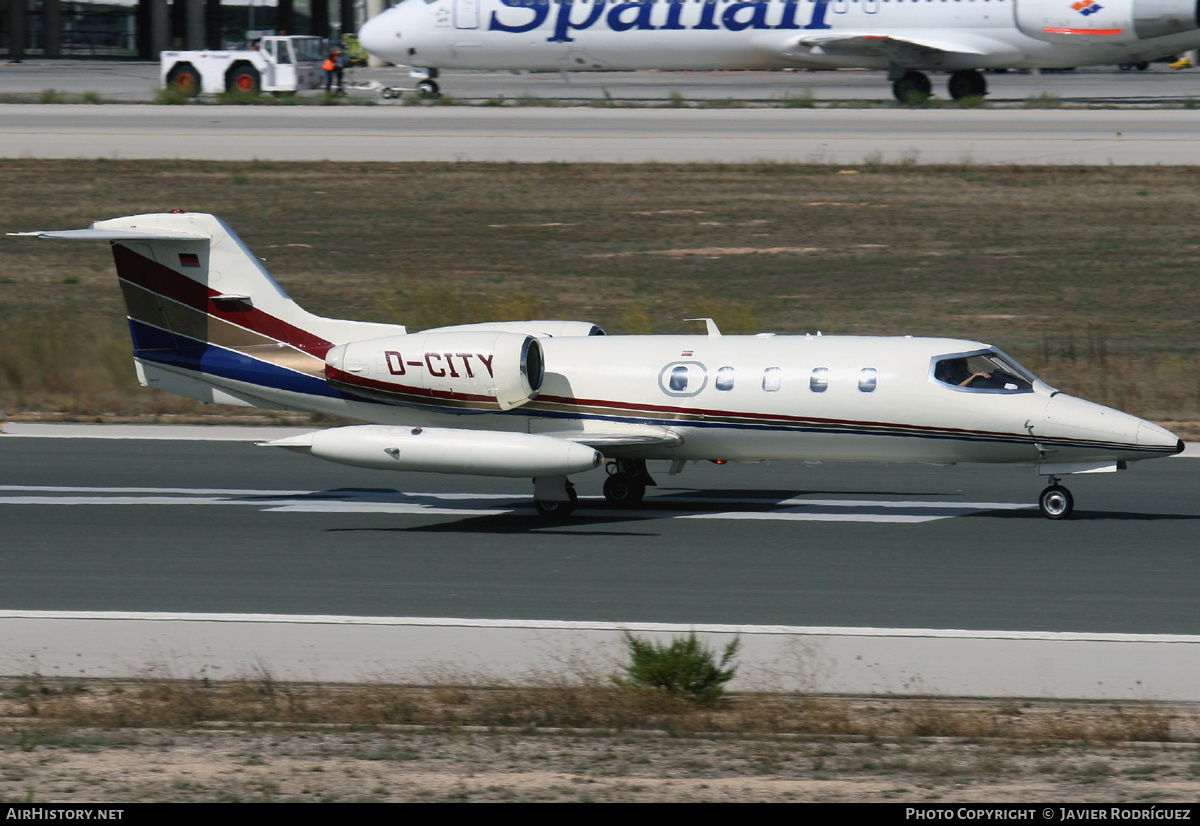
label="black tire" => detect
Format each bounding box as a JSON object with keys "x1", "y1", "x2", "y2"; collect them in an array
[
  {"x1": 947, "y1": 69, "x2": 987, "y2": 101},
  {"x1": 227, "y1": 65, "x2": 261, "y2": 95},
  {"x1": 166, "y1": 63, "x2": 201, "y2": 96},
  {"x1": 535, "y1": 486, "x2": 578, "y2": 518},
  {"x1": 1039, "y1": 484, "x2": 1074, "y2": 520},
  {"x1": 892, "y1": 71, "x2": 932, "y2": 104},
  {"x1": 416, "y1": 79, "x2": 440, "y2": 99},
  {"x1": 603, "y1": 473, "x2": 646, "y2": 507}
]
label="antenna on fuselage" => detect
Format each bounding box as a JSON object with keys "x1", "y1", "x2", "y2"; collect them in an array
[{"x1": 684, "y1": 317, "x2": 721, "y2": 337}]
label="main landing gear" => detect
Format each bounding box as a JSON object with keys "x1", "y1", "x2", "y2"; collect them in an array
[
  {"x1": 891, "y1": 69, "x2": 988, "y2": 103},
  {"x1": 1038, "y1": 476, "x2": 1074, "y2": 520},
  {"x1": 602, "y1": 459, "x2": 656, "y2": 507}
]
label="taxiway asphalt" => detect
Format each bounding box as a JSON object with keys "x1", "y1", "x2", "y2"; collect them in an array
[{"x1": 3, "y1": 62, "x2": 1200, "y2": 164}]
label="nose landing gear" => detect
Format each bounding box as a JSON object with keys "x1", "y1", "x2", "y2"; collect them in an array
[{"x1": 1038, "y1": 477, "x2": 1074, "y2": 520}]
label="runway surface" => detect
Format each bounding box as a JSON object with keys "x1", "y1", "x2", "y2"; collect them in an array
[
  {"x1": 2, "y1": 429, "x2": 1197, "y2": 633},
  {"x1": 3, "y1": 104, "x2": 1197, "y2": 164},
  {"x1": 3, "y1": 427, "x2": 1198, "y2": 697}
]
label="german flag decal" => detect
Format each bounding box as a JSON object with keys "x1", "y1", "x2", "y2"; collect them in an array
[{"x1": 179, "y1": 252, "x2": 200, "y2": 268}]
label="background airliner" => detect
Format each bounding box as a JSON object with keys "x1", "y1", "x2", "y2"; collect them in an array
[
  {"x1": 13, "y1": 212, "x2": 1183, "y2": 519},
  {"x1": 356, "y1": 0, "x2": 1200, "y2": 101}
]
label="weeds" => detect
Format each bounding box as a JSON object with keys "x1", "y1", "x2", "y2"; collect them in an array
[
  {"x1": 0, "y1": 676, "x2": 1190, "y2": 746},
  {"x1": 781, "y1": 90, "x2": 816, "y2": 108},
  {"x1": 617, "y1": 632, "x2": 741, "y2": 706},
  {"x1": 1024, "y1": 92, "x2": 1063, "y2": 108},
  {"x1": 153, "y1": 87, "x2": 193, "y2": 105}
]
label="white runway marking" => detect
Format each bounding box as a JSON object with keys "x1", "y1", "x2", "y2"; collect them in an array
[{"x1": 0, "y1": 485, "x2": 1029, "y2": 522}]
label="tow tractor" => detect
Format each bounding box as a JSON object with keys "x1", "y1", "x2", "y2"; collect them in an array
[{"x1": 161, "y1": 36, "x2": 326, "y2": 95}]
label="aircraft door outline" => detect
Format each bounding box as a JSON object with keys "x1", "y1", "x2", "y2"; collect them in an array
[{"x1": 455, "y1": 0, "x2": 480, "y2": 29}]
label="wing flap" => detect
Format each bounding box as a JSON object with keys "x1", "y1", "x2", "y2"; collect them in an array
[{"x1": 782, "y1": 30, "x2": 1024, "y2": 64}]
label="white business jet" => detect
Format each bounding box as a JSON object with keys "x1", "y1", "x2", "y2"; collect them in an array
[
  {"x1": 13, "y1": 212, "x2": 1183, "y2": 519},
  {"x1": 356, "y1": 0, "x2": 1200, "y2": 101}
]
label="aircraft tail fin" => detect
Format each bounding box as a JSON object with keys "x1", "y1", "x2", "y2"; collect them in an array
[{"x1": 12, "y1": 212, "x2": 406, "y2": 408}]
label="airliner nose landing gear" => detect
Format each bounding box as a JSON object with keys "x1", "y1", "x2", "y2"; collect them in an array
[
  {"x1": 603, "y1": 459, "x2": 657, "y2": 507},
  {"x1": 1038, "y1": 477, "x2": 1074, "y2": 520}
]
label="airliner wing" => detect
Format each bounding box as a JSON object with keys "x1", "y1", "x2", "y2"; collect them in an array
[{"x1": 787, "y1": 30, "x2": 1023, "y2": 63}]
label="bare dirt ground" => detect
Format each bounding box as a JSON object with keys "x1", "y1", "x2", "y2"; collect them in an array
[
  {"x1": 4, "y1": 725, "x2": 1200, "y2": 803},
  {"x1": 4, "y1": 683, "x2": 1200, "y2": 803}
]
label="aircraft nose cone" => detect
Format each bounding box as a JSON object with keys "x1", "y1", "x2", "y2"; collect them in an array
[
  {"x1": 1137, "y1": 420, "x2": 1184, "y2": 454},
  {"x1": 358, "y1": 11, "x2": 400, "y2": 62}
]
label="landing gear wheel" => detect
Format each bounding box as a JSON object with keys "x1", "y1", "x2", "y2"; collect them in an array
[
  {"x1": 1039, "y1": 484, "x2": 1074, "y2": 520},
  {"x1": 892, "y1": 71, "x2": 932, "y2": 103},
  {"x1": 227, "y1": 66, "x2": 261, "y2": 95},
  {"x1": 603, "y1": 473, "x2": 646, "y2": 507},
  {"x1": 535, "y1": 485, "x2": 578, "y2": 518},
  {"x1": 416, "y1": 79, "x2": 441, "y2": 99},
  {"x1": 167, "y1": 64, "x2": 201, "y2": 96},
  {"x1": 948, "y1": 69, "x2": 987, "y2": 101}
]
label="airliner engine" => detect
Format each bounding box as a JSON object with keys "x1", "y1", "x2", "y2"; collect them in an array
[
  {"x1": 324, "y1": 331, "x2": 544, "y2": 411},
  {"x1": 1018, "y1": 0, "x2": 1199, "y2": 44},
  {"x1": 267, "y1": 425, "x2": 604, "y2": 477}
]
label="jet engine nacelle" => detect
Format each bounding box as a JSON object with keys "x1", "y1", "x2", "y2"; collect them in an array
[
  {"x1": 269, "y1": 425, "x2": 604, "y2": 477},
  {"x1": 325, "y1": 331, "x2": 544, "y2": 411},
  {"x1": 1017, "y1": 0, "x2": 1199, "y2": 44},
  {"x1": 420, "y1": 320, "x2": 606, "y2": 338}
]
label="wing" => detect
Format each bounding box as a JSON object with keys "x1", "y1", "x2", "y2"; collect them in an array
[
  {"x1": 535, "y1": 423, "x2": 684, "y2": 456},
  {"x1": 783, "y1": 30, "x2": 1024, "y2": 67}
]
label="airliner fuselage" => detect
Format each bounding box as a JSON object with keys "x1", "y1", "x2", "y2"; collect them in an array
[{"x1": 358, "y1": 0, "x2": 1200, "y2": 99}]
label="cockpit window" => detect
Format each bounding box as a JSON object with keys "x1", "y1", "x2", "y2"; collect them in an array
[{"x1": 932, "y1": 350, "x2": 1035, "y2": 394}]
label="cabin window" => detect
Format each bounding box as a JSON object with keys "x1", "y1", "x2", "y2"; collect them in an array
[
  {"x1": 858, "y1": 368, "x2": 878, "y2": 393},
  {"x1": 670, "y1": 366, "x2": 689, "y2": 392},
  {"x1": 762, "y1": 367, "x2": 782, "y2": 392},
  {"x1": 809, "y1": 367, "x2": 829, "y2": 393},
  {"x1": 932, "y1": 350, "x2": 1036, "y2": 394},
  {"x1": 716, "y1": 366, "x2": 735, "y2": 391},
  {"x1": 659, "y1": 361, "x2": 709, "y2": 397}
]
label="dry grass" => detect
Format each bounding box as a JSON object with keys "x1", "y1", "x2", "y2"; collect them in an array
[
  {"x1": 2, "y1": 160, "x2": 1199, "y2": 425},
  {"x1": 2, "y1": 677, "x2": 1191, "y2": 743},
  {"x1": 4, "y1": 678, "x2": 1200, "y2": 802}
]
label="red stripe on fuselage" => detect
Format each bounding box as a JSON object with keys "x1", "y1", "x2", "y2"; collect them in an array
[{"x1": 111, "y1": 244, "x2": 333, "y2": 356}]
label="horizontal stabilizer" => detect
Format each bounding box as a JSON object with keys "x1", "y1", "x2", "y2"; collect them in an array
[{"x1": 8, "y1": 228, "x2": 209, "y2": 241}]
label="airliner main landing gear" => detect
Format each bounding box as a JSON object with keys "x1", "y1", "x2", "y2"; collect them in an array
[
  {"x1": 892, "y1": 69, "x2": 988, "y2": 102},
  {"x1": 602, "y1": 459, "x2": 656, "y2": 507},
  {"x1": 1038, "y1": 476, "x2": 1074, "y2": 520},
  {"x1": 947, "y1": 69, "x2": 988, "y2": 101},
  {"x1": 892, "y1": 70, "x2": 932, "y2": 103}
]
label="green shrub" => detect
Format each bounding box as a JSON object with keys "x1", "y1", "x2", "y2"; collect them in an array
[{"x1": 618, "y1": 632, "x2": 741, "y2": 705}]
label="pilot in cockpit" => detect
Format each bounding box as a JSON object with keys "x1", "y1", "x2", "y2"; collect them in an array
[{"x1": 935, "y1": 357, "x2": 992, "y2": 388}]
